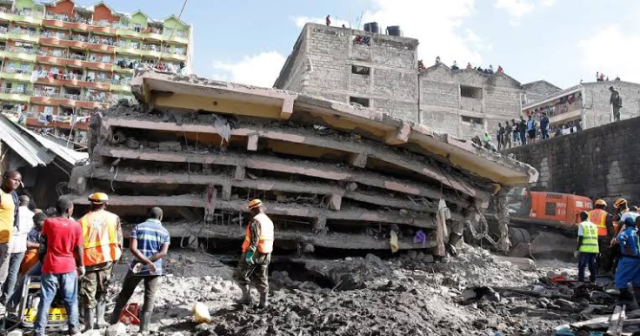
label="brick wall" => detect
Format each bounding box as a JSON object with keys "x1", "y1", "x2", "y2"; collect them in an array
[{"x1": 503, "y1": 117, "x2": 640, "y2": 203}]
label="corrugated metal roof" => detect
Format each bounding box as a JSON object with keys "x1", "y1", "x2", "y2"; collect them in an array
[
  {"x1": 0, "y1": 115, "x2": 52, "y2": 167},
  {"x1": 0, "y1": 114, "x2": 88, "y2": 167},
  {"x1": 22, "y1": 128, "x2": 88, "y2": 166}
]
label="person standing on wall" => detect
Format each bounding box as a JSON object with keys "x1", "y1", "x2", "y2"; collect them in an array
[
  {"x1": 504, "y1": 121, "x2": 512, "y2": 149},
  {"x1": 519, "y1": 117, "x2": 527, "y2": 146},
  {"x1": 540, "y1": 112, "x2": 550, "y2": 140},
  {"x1": 526, "y1": 115, "x2": 537, "y2": 144},
  {"x1": 610, "y1": 86, "x2": 623, "y2": 122},
  {"x1": 576, "y1": 211, "x2": 599, "y2": 283},
  {"x1": 497, "y1": 123, "x2": 504, "y2": 151},
  {"x1": 78, "y1": 193, "x2": 123, "y2": 331},
  {"x1": 235, "y1": 199, "x2": 274, "y2": 309},
  {"x1": 0, "y1": 171, "x2": 21, "y2": 313}
]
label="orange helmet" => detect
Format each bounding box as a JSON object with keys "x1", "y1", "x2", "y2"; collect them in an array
[
  {"x1": 88, "y1": 192, "x2": 108, "y2": 204},
  {"x1": 614, "y1": 198, "x2": 628, "y2": 209},
  {"x1": 595, "y1": 199, "x2": 607, "y2": 206},
  {"x1": 248, "y1": 199, "x2": 263, "y2": 210}
]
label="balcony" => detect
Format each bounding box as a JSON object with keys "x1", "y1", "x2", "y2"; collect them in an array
[
  {"x1": 31, "y1": 90, "x2": 110, "y2": 108},
  {"x1": 0, "y1": 46, "x2": 38, "y2": 61},
  {"x1": 3, "y1": 28, "x2": 40, "y2": 43},
  {"x1": 0, "y1": 87, "x2": 32, "y2": 102},
  {"x1": 162, "y1": 30, "x2": 189, "y2": 44},
  {"x1": 0, "y1": 67, "x2": 32, "y2": 81},
  {"x1": 36, "y1": 50, "x2": 113, "y2": 71},
  {"x1": 43, "y1": 14, "x2": 117, "y2": 35},
  {"x1": 0, "y1": 10, "x2": 44, "y2": 25},
  {"x1": 40, "y1": 32, "x2": 115, "y2": 52},
  {"x1": 110, "y1": 78, "x2": 131, "y2": 92}
]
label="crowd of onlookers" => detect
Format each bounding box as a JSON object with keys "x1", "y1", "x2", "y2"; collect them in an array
[
  {"x1": 418, "y1": 57, "x2": 505, "y2": 74},
  {"x1": 472, "y1": 113, "x2": 583, "y2": 151}
]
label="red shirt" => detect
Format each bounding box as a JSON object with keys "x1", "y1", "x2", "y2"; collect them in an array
[{"x1": 41, "y1": 217, "x2": 83, "y2": 274}]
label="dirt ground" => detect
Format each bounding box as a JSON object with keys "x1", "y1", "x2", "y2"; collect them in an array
[{"x1": 62, "y1": 244, "x2": 585, "y2": 336}]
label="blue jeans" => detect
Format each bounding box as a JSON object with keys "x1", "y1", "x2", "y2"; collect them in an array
[
  {"x1": 1, "y1": 251, "x2": 25, "y2": 304},
  {"x1": 7, "y1": 261, "x2": 42, "y2": 309},
  {"x1": 513, "y1": 132, "x2": 520, "y2": 144},
  {"x1": 34, "y1": 271, "x2": 80, "y2": 335},
  {"x1": 520, "y1": 132, "x2": 527, "y2": 145},
  {"x1": 541, "y1": 129, "x2": 549, "y2": 139},
  {"x1": 578, "y1": 252, "x2": 597, "y2": 282}
]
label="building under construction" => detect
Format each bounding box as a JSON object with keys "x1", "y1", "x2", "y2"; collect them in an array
[{"x1": 66, "y1": 69, "x2": 537, "y2": 255}]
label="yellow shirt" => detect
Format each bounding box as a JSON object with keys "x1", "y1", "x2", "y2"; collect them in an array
[{"x1": 0, "y1": 189, "x2": 15, "y2": 244}]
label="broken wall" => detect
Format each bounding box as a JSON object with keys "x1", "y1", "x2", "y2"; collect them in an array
[{"x1": 503, "y1": 117, "x2": 640, "y2": 203}]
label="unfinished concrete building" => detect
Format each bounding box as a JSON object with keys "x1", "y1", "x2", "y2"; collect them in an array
[
  {"x1": 66, "y1": 70, "x2": 537, "y2": 254},
  {"x1": 419, "y1": 64, "x2": 525, "y2": 139},
  {"x1": 274, "y1": 23, "x2": 420, "y2": 123},
  {"x1": 275, "y1": 23, "x2": 545, "y2": 140},
  {"x1": 522, "y1": 80, "x2": 640, "y2": 131},
  {"x1": 522, "y1": 80, "x2": 563, "y2": 105}
]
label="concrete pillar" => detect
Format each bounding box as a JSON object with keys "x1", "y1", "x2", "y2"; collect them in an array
[
  {"x1": 247, "y1": 133, "x2": 259, "y2": 151},
  {"x1": 221, "y1": 184, "x2": 232, "y2": 201},
  {"x1": 493, "y1": 190, "x2": 511, "y2": 252},
  {"x1": 234, "y1": 165, "x2": 245, "y2": 180},
  {"x1": 326, "y1": 194, "x2": 342, "y2": 211},
  {"x1": 349, "y1": 153, "x2": 367, "y2": 168}
]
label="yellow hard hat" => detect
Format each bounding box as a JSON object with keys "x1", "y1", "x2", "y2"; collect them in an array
[
  {"x1": 614, "y1": 198, "x2": 628, "y2": 208},
  {"x1": 88, "y1": 192, "x2": 109, "y2": 204},
  {"x1": 248, "y1": 199, "x2": 263, "y2": 210},
  {"x1": 595, "y1": 199, "x2": 607, "y2": 206}
]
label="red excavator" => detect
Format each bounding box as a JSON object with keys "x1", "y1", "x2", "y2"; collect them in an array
[{"x1": 486, "y1": 187, "x2": 593, "y2": 259}]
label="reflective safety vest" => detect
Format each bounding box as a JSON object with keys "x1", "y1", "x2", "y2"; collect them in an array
[
  {"x1": 79, "y1": 209, "x2": 122, "y2": 266},
  {"x1": 588, "y1": 209, "x2": 608, "y2": 236},
  {"x1": 241, "y1": 213, "x2": 274, "y2": 254},
  {"x1": 579, "y1": 221, "x2": 600, "y2": 253}
]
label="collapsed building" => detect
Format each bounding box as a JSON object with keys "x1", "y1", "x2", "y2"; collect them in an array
[{"x1": 66, "y1": 69, "x2": 537, "y2": 255}]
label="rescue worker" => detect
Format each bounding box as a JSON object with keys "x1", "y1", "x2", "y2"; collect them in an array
[
  {"x1": 78, "y1": 192, "x2": 122, "y2": 331},
  {"x1": 576, "y1": 211, "x2": 599, "y2": 283},
  {"x1": 615, "y1": 217, "x2": 640, "y2": 307},
  {"x1": 588, "y1": 199, "x2": 614, "y2": 273},
  {"x1": 610, "y1": 198, "x2": 630, "y2": 275},
  {"x1": 234, "y1": 199, "x2": 274, "y2": 309}
]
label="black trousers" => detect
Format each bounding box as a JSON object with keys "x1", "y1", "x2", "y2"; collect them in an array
[{"x1": 112, "y1": 273, "x2": 160, "y2": 317}]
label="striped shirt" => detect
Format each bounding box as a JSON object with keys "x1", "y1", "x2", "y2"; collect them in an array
[{"x1": 129, "y1": 219, "x2": 170, "y2": 276}]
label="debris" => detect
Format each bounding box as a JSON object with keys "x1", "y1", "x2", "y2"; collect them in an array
[
  {"x1": 106, "y1": 323, "x2": 127, "y2": 336},
  {"x1": 192, "y1": 302, "x2": 212, "y2": 324}
]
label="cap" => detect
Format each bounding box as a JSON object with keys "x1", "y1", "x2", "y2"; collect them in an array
[
  {"x1": 625, "y1": 216, "x2": 636, "y2": 227},
  {"x1": 595, "y1": 199, "x2": 607, "y2": 206},
  {"x1": 248, "y1": 199, "x2": 263, "y2": 210},
  {"x1": 88, "y1": 192, "x2": 109, "y2": 204},
  {"x1": 614, "y1": 198, "x2": 628, "y2": 209}
]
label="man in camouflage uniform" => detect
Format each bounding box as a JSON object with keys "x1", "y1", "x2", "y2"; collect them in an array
[{"x1": 610, "y1": 86, "x2": 623, "y2": 122}]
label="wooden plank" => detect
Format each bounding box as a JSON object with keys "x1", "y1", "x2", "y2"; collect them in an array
[{"x1": 607, "y1": 305, "x2": 625, "y2": 336}]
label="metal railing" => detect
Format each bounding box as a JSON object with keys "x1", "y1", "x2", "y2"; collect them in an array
[
  {"x1": 5, "y1": 46, "x2": 38, "y2": 54},
  {"x1": 1, "y1": 87, "x2": 31, "y2": 95}
]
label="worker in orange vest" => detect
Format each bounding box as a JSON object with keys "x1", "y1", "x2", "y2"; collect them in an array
[
  {"x1": 78, "y1": 192, "x2": 123, "y2": 331},
  {"x1": 234, "y1": 199, "x2": 274, "y2": 309},
  {"x1": 589, "y1": 199, "x2": 614, "y2": 275}
]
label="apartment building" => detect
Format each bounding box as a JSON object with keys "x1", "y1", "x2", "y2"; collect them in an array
[{"x1": 0, "y1": 0, "x2": 192, "y2": 145}]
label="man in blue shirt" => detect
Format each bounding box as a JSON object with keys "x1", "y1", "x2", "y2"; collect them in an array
[
  {"x1": 615, "y1": 216, "x2": 640, "y2": 307},
  {"x1": 109, "y1": 207, "x2": 169, "y2": 334},
  {"x1": 540, "y1": 112, "x2": 550, "y2": 140}
]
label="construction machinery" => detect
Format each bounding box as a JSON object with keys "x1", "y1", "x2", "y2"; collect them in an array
[
  {"x1": 4, "y1": 275, "x2": 68, "y2": 332},
  {"x1": 488, "y1": 187, "x2": 593, "y2": 258}
]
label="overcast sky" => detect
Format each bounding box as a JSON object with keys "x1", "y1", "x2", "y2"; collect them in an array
[{"x1": 77, "y1": 0, "x2": 640, "y2": 89}]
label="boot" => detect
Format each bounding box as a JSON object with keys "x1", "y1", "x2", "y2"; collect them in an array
[
  {"x1": 83, "y1": 308, "x2": 95, "y2": 332},
  {"x1": 139, "y1": 311, "x2": 151, "y2": 335},
  {"x1": 634, "y1": 287, "x2": 640, "y2": 306},
  {"x1": 237, "y1": 284, "x2": 252, "y2": 306},
  {"x1": 95, "y1": 300, "x2": 108, "y2": 328},
  {"x1": 259, "y1": 292, "x2": 269, "y2": 309}
]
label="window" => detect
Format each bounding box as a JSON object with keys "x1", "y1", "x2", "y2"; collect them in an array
[
  {"x1": 44, "y1": 106, "x2": 54, "y2": 115},
  {"x1": 460, "y1": 85, "x2": 482, "y2": 99},
  {"x1": 545, "y1": 202, "x2": 556, "y2": 216},
  {"x1": 349, "y1": 96, "x2": 370, "y2": 107},
  {"x1": 351, "y1": 65, "x2": 371, "y2": 75},
  {"x1": 461, "y1": 116, "x2": 483, "y2": 125}
]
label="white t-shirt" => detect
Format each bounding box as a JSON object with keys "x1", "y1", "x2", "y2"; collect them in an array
[
  {"x1": 620, "y1": 211, "x2": 640, "y2": 227},
  {"x1": 9, "y1": 206, "x2": 34, "y2": 254}
]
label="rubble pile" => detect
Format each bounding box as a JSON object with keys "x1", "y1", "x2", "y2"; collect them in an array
[{"x1": 91, "y1": 246, "x2": 603, "y2": 336}]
